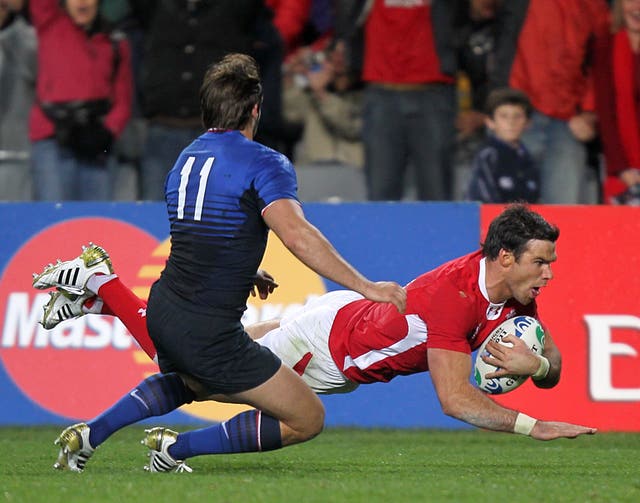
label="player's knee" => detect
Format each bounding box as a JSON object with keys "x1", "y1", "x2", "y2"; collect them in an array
[
  {"x1": 280, "y1": 400, "x2": 324, "y2": 446},
  {"x1": 300, "y1": 400, "x2": 325, "y2": 440},
  {"x1": 289, "y1": 400, "x2": 324, "y2": 443}
]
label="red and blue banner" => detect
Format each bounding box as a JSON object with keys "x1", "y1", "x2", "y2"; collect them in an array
[{"x1": 0, "y1": 203, "x2": 638, "y2": 431}]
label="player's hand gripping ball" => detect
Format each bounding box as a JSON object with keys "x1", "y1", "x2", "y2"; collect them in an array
[{"x1": 474, "y1": 316, "x2": 545, "y2": 394}]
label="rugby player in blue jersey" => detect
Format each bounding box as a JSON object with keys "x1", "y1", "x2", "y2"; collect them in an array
[{"x1": 34, "y1": 53, "x2": 406, "y2": 473}]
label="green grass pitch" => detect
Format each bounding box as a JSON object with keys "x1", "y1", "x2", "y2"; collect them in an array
[{"x1": 1, "y1": 427, "x2": 638, "y2": 503}]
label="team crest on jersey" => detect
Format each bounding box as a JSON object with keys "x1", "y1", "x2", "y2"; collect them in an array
[{"x1": 485, "y1": 302, "x2": 505, "y2": 320}]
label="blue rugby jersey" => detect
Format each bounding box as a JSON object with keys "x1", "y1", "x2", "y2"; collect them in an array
[{"x1": 158, "y1": 130, "x2": 298, "y2": 313}]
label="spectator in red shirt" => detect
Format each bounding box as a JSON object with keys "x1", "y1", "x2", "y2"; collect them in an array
[
  {"x1": 28, "y1": 0, "x2": 133, "y2": 200},
  {"x1": 594, "y1": 0, "x2": 640, "y2": 204},
  {"x1": 337, "y1": 0, "x2": 458, "y2": 201}
]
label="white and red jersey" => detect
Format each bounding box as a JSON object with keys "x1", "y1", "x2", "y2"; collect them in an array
[{"x1": 328, "y1": 250, "x2": 538, "y2": 384}]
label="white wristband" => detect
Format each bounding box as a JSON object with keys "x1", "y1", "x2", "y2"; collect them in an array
[
  {"x1": 514, "y1": 413, "x2": 537, "y2": 435},
  {"x1": 532, "y1": 355, "x2": 550, "y2": 380}
]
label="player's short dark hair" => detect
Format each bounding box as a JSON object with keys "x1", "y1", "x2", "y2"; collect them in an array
[
  {"x1": 484, "y1": 87, "x2": 532, "y2": 118},
  {"x1": 482, "y1": 204, "x2": 559, "y2": 260},
  {"x1": 200, "y1": 53, "x2": 263, "y2": 130}
]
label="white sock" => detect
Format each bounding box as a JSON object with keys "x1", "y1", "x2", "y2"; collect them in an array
[{"x1": 86, "y1": 273, "x2": 117, "y2": 294}]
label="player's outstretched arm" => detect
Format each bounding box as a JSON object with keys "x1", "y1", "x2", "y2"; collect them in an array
[
  {"x1": 428, "y1": 347, "x2": 596, "y2": 440},
  {"x1": 263, "y1": 199, "x2": 406, "y2": 313}
]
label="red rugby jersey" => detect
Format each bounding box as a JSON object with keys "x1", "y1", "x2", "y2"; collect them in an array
[{"x1": 328, "y1": 250, "x2": 538, "y2": 384}]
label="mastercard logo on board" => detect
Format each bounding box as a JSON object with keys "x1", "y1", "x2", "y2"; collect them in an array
[{"x1": 0, "y1": 218, "x2": 326, "y2": 422}]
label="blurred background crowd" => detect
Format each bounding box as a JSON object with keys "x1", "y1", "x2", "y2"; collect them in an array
[{"x1": 0, "y1": 0, "x2": 638, "y2": 205}]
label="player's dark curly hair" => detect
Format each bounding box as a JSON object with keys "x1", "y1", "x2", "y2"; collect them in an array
[
  {"x1": 200, "y1": 53, "x2": 263, "y2": 130},
  {"x1": 482, "y1": 204, "x2": 559, "y2": 260}
]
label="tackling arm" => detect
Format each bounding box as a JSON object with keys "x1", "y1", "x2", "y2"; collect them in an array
[{"x1": 428, "y1": 347, "x2": 596, "y2": 440}]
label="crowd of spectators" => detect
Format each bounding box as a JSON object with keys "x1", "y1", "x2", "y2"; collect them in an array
[{"x1": 0, "y1": 0, "x2": 635, "y2": 205}]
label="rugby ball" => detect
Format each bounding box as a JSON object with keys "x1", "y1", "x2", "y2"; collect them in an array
[{"x1": 474, "y1": 315, "x2": 546, "y2": 395}]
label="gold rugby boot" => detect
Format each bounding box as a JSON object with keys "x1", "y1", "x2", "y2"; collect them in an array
[
  {"x1": 142, "y1": 427, "x2": 192, "y2": 473},
  {"x1": 33, "y1": 243, "x2": 113, "y2": 295},
  {"x1": 53, "y1": 423, "x2": 95, "y2": 472}
]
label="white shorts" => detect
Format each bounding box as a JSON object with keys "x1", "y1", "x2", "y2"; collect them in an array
[{"x1": 255, "y1": 290, "x2": 363, "y2": 394}]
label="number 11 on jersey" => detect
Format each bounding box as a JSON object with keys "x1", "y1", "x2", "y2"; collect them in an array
[{"x1": 177, "y1": 156, "x2": 214, "y2": 221}]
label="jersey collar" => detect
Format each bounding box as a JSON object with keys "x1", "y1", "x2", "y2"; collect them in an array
[{"x1": 478, "y1": 257, "x2": 506, "y2": 320}]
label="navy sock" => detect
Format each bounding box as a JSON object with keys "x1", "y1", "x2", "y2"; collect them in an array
[
  {"x1": 88, "y1": 373, "x2": 194, "y2": 447},
  {"x1": 168, "y1": 410, "x2": 282, "y2": 459}
]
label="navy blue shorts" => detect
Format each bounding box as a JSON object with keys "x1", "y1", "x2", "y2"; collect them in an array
[{"x1": 146, "y1": 283, "x2": 281, "y2": 395}]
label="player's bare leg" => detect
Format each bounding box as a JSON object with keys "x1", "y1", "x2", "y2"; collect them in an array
[{"x1": 214, "y1": 363, "x2": 325, "y2": 446}]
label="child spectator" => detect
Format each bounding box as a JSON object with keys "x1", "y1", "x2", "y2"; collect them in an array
[{"x1": 466, "y1": 87, "x2": 539, "y2": 203}]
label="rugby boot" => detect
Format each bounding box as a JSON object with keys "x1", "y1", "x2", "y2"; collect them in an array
[
  {"x1": 40, "y1": 290, "x2": 94, "y2": 329},
  {"x1": 53, "y1": 423, "x2": 95, "y2": 472},
  {"x1": 141, "y1": 427, "x2": 193, "y2": 473},
  {"x1": 32, "y1": 243, "x2": 113, "y2": 295}
]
